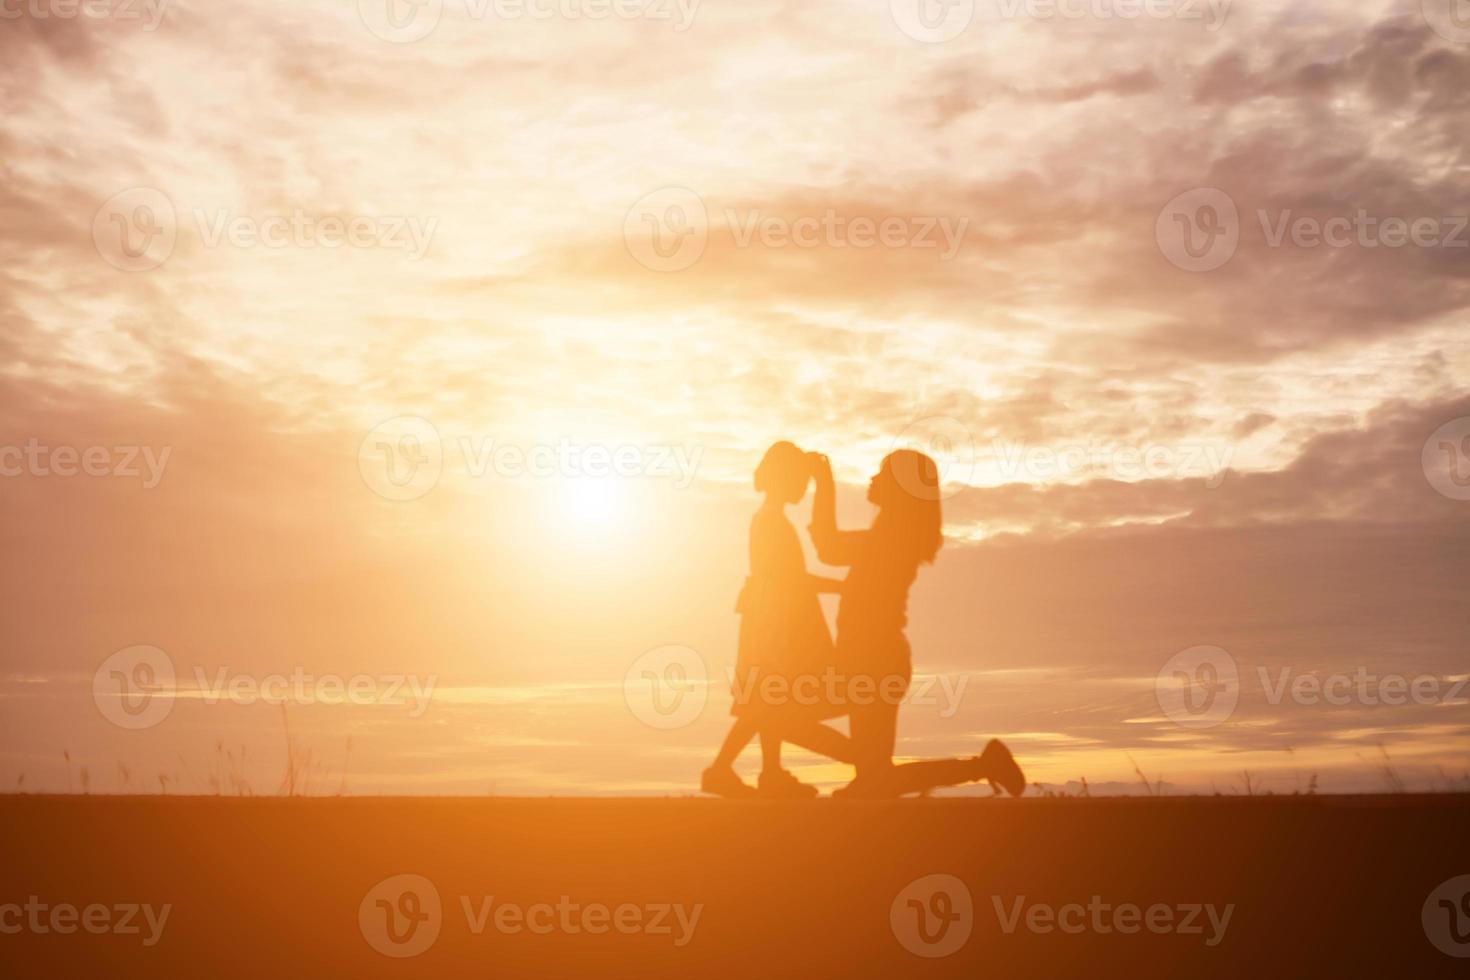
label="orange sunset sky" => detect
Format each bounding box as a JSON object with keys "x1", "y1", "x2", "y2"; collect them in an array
[{"x1": 1, "y1": 0, "x2": 1467, "y2": 796}]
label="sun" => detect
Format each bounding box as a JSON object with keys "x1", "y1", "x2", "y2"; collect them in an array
[{"x1": 555, "y1": 477, "x2": 624, "y2": 529}]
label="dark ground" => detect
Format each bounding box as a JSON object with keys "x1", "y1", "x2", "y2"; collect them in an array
[{"x1": 2, "y1": 794, "x2": 1468, "y2": 978}]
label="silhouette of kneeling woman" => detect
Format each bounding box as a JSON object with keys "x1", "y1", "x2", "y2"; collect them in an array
[{"x1": 702, "y1": 442, "x2": 1026, "y2": 800}]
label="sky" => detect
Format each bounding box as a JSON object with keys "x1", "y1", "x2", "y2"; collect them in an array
[{"x1": 0, "y1": 0, "x2": 1467, "y2": 796}]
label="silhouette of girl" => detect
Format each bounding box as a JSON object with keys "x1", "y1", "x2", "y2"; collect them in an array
[
  {"x1": 809, "y1": 449, "x2": 1025, "y2": 799},
  {"x1": 701, "y1": 441, "x2": 844, "y2": 798}
]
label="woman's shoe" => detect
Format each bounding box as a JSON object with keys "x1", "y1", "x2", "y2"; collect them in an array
[
  {"x1": 701, "y1": 766, "x2": 758, "y2": 799},
  {"x1": 757, "y1": 768, "x2": 819, "y2": 799},
  {"x1": 978, "y1": 739, "x2": 1026, "y2": 797}
]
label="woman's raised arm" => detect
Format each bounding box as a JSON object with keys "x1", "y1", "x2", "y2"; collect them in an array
[{"x1": 807, "y1": 452, "x2": 864, "y2": 567}]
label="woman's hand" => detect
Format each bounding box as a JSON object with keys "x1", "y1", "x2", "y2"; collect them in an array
[{"x1": 807, "y1": 452, "x2": 832, "y2": 481}]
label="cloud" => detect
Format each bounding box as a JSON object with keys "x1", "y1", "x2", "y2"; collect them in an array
[
  {"x1": 941, "y1": 393, "x2": 1470, "y2": 536},
  {"x1": 1, "y1": 2, "x2": 1467, "y2": 793}
]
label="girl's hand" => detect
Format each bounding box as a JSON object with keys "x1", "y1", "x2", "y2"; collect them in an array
[{"x1": 807, "y1": 452, "x2": 831, "y2": 477}]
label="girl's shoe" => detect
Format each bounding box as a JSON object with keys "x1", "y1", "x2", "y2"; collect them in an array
[
  {"x1": 758, "y1": 768, "x2": 819, "y2": 799},
  {"x1": 701, "y1": 766, "x2": 758, "y2": 799},
  {"x1": 978, "y1": 739, "x2": 1026, "y2": 797}
]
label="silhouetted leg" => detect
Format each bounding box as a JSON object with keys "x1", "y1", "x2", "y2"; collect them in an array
[
  {"x1": 850, "y1": 700, "x2": 898, "y2": 782},
  {"x1": 711, "y1": 713, "x2": 761, "y2": 770},
  {"x1": 754, "y1": 714, "x2": 821, "y2": 797},
  {"x1": 884, "y1": 757, "x2": 984, "y2": 795},
  {"x1": 885, "y1": 740, "x2": 1026, "y2": 797},
  {"x1": 758, "y1": 728, "x2": 782, "y2": 773},
  {"x1": 781, "y1": 718, "x2": 855, "y2": 765},
  {"x1": 703, "y1": 713, "x2": 766, "y2": 798},
  {"x1": 835, "y1": 671, "x2": 913, "y2": 796},
  {"x1": 872, "y1": 699, "x2": 899, "y2": 763}
]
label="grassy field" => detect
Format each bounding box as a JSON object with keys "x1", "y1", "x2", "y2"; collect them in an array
[{"x1": 2, "y1": 794, "x2": 1468, "y2": 978}]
